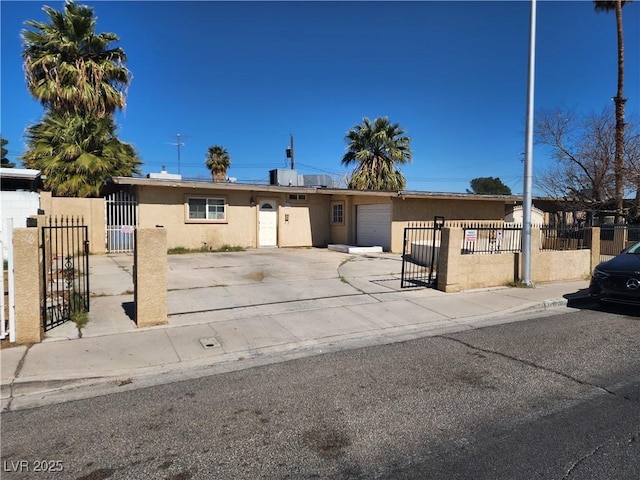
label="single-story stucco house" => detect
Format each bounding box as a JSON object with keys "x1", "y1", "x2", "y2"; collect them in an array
[{"x1": 104, "y1": 174, "x2": 532, "y2": 253}]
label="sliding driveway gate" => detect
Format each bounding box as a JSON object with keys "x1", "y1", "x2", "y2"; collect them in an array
[
  {"x1": 41, "y1": 216, "x2": 90, "y2": 331},
  {"x1": 401, "y1": 216, "x2": 445, "y2": 288}
]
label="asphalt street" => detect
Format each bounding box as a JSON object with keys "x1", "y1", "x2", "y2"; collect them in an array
[{"x1": 1, "y1": 306, "x2": 638, "y2": 480}]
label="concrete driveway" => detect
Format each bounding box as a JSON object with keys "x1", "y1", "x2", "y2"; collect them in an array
[
  {"x1": 45, "y1": 248, "x2": 406, "y2": 340},
  {"x1": 41, "y1": 247, "x2": 589, "y2": 346},
  {"x1": 165, "y1": 248, "x2": 404, "y2": 315}
]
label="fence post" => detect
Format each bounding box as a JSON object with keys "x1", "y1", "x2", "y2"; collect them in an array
[
  {"x1": 587, "y1": 227, "x2": 600, "y2": 273},
  {"x1": 436, "y1": 227, "x2": 462, "y2": 293},
  {"x1": 613, "y1": 225, "x2": 627, "y2": 252},
  {"x1": 12, "y1": 228, "x2": 42, "y2": 344},
  {"x1": 134, "y1": 227, "x2": 167, "y2": 327}
]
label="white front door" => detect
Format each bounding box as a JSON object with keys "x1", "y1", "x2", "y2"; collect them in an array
[{"x1": 258, "y1": 200, "x2": 278, "y2": 247}]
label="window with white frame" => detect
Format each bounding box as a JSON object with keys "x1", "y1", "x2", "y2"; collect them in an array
[
  {"x1": 187, "y1": 196, "x2": 226, "y2": 222},
  {"x1": 331, "y1": 202, "x2": 344, "y2": 225}
]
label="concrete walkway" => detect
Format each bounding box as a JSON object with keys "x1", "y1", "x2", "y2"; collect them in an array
[{"x1": 0, "y1": 248, "x2": 591, "y2": 411}]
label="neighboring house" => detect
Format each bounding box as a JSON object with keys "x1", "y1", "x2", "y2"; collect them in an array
[
  {"x1": 104, "y1": 175, "x2": 522, "y2": 253},
  {"x1": 505, "y1": 205, "x2": 545, "y2": 225},
  {"x1": 0, "y1": 168, "x2": 42, "y2": 260}
]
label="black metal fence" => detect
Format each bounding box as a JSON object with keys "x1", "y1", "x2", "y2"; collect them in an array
[
  {"x1": 540, "y1": 225, "x2": 589, "y2": 251},
  {"x1": 460, "y1": 224, "x2": 522, "y2": 254},
  {"x1": 599, "y1": 224, "x2": 640, "y2": 261},
  {"x1": 600, "y1": 224, "x2": 640, "y2": 242},
  {"x1": 459, "y1": 223, "x2": 590, "y2": 254},
  {"x1": 41, "y1": 216, "x2": 90, "y2": 331},
  {"x1": 400, "y1": 217, "x2": 444, "y2": 288}
]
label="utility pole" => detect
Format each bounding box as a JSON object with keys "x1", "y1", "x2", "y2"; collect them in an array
[
  {"x1": 522, "y1": 0, "x2": 536, "y2": 287},
  {"x1": 286, "y1": 134, "x2": 294, "y2": 170}
]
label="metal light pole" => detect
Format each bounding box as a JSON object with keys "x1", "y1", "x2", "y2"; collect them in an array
[{"x1": 522, "y1": 0, "x2": 536, "y2": 287}]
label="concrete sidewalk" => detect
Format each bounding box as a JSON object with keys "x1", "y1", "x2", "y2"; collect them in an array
[{"x1": 0, "y1": 249, "x2": 591, "y2": 411}]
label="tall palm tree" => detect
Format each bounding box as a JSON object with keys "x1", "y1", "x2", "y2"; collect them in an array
[
  {"x1": 205, "y1": 145, "x2": 231, "y2": 182},
  {"x1": 341, "y1": 117, "x2": 412, "y2": 190},
  {"x1": 22, "y1": 110, "x2": 140, "y2": 197},
  {"x1": 22, "y1": 1, "x2": 130, "y2": 116},
  {"x1": 20, "y1": 1, "x2": 139, "y2": 197},
  {"x1": 594, "y1": 0, "x2": 631, "y2": 222}
]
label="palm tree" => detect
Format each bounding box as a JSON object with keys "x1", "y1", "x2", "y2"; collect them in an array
[
  {"x1": 22, "y1": 110, "x2": 140, "y2": 197},
  {"x1": 341, "y1": 117, "x2": 412, "y2": 190},
  {"x1": 22, "y1": 1, "x2": 130, "y2": 116},
  {"x1": 594, "y1": 0, "x2": 631, "y2": 222},
  {"x1": 205, "y1": 145, "x2": 231, "y2": 182},
  {"x1": 20, "y1": 1, "x2": 139, "y2": 197},
  {"x1": 1, "y1": 135, "x2": 16, "y2": 168}
]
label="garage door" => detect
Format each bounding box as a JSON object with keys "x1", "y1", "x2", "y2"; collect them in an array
[{"x1": 357, "y1": 204, "x2": 391, "y2": 251}]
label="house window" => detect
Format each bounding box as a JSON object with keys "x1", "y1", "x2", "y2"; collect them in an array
[
  {"x1": 331, "y1": 202, "x2": 344, "y2": 225},
  {"x1": 288, "y1": 194, "x2": 307, "y2": 201},
  {"x1": 187, "y1": 197, "x2": 226, "y2": 222}
]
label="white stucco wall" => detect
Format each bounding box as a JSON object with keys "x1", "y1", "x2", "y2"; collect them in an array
[
  {"x1": 1, "y1": 191, "x2": 41, "y2": 259},
  {"x1": 505, "y1": 205, "x2": 544, "y2": 224}
]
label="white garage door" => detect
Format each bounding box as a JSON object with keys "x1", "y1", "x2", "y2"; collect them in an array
[{"x1": 357, "y1": 204, "x2": 391, "y2": 251}]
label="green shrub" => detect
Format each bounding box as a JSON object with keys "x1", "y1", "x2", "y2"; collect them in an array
[
  {"x1": 168, "y1": 245, "x2": 245, "y2": 254},
  {"x1": 167, "y1": 246, "x2": 190, "y2": 254}
]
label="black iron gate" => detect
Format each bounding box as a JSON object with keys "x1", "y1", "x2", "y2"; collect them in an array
[
  {"x1": 41, "y1": 216, "x2": 90, "y2": 331},
  {"x1": 401, "y1": 216, "x2": 445, "y2": 288}
]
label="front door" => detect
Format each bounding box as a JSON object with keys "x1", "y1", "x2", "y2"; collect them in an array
[{"x1": 258, "y1": 200, "x2": 278, "y2": 247}]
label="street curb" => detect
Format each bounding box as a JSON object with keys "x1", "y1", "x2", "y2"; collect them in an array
[
  {"x1": 1, "y1": 298, "x2": 581, "y2": 411},
  {"x1": 543, "y1": 298, "x2": 569, "y2": 308}
]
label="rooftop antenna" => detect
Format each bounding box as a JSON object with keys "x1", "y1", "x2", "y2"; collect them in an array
[{"x1": 168, "y1": 133, "x2": 189, "y2": 174}]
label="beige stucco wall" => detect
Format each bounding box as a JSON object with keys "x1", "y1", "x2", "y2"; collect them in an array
[
  {"x1": 39, "y1": 191, "x2": 106, "y2": 254},
  {"x1": 391, "y1": 197, "x2": 510, "y2": 253},
  {"x1": 453, "y1": 253, "x2": 517, "y2": 291},
  {"x1": 392, "y1": 197, "x2": 508, "y2": 223},
  {"x1": 530, "y1": 249, "x2": 591, "y2": 283},
  {"x1": 278, "y1": 196, "x2": 331, "y2": 247},
  {"x1": 438, "y1": 227, "x2": 595, "y2": 292},
  {"x1": 137, "y1": 186, "x2": 256, "y2": 250},
  {"x1": 136, "y1": 186, "x2": 332, "y2": 250}
]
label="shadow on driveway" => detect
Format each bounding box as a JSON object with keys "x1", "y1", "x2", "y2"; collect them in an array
[{"x1": 122, "y1": 301, "x2": 135, "y2": 322}]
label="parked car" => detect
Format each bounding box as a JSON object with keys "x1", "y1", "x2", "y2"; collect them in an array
[{"x1": 589, "y1": 241, "x2": 640, "y2": 305}]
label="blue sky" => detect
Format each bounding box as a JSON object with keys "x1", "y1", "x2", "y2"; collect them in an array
[{"x1": 1, "y1": 0, "x2": 639, "y2": 194}]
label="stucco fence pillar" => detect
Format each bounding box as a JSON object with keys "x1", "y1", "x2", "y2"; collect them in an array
[
  {"x1": 437, "y1": 227, "x2": 463, "y2": 293},
  {"x1": 134, "y1": 228, "x2": 167, "y2": 327},
  {"x1": 12, "y1": 227, "x2": 43, "y2": 344},
  {"x1": 587, "y1": 227, "x2": 600, "y2": 273}
]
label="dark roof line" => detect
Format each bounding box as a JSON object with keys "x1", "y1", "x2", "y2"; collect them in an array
[{"x1": 105, "y1": 176, "x2": 522, "y2": 202}]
